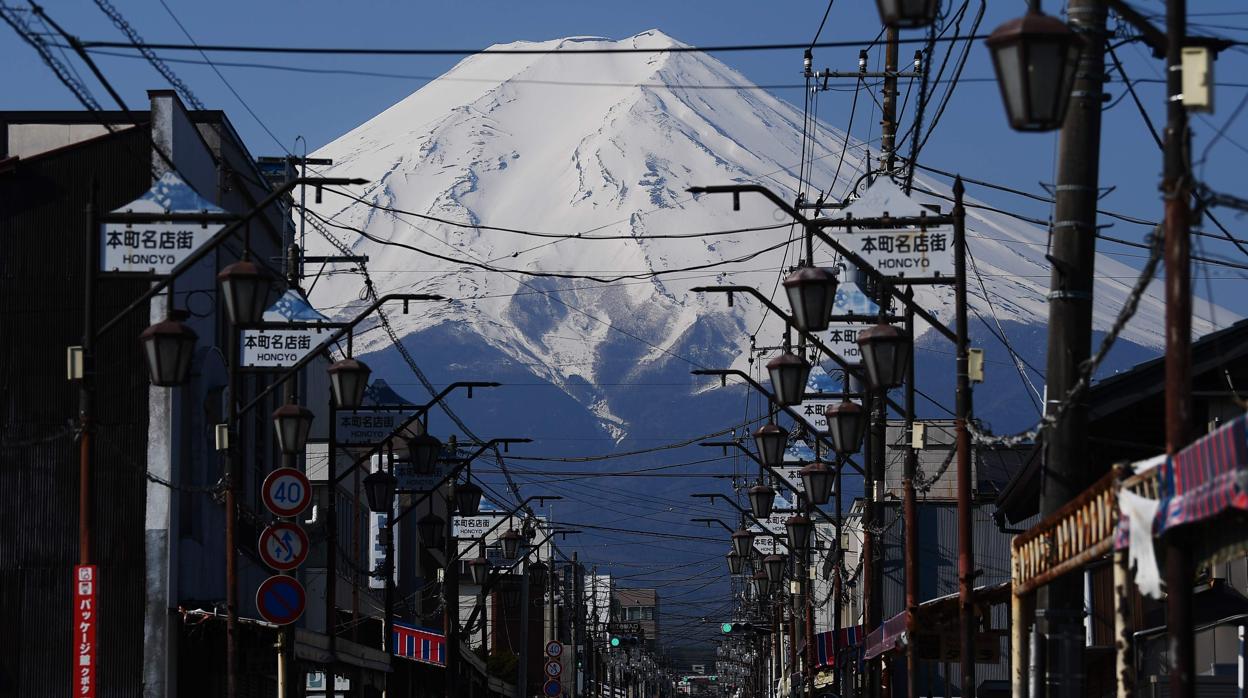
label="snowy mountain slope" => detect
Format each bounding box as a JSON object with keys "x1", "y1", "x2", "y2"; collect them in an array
[{"x1": 303, "y1": 29, "x2": 1229, "y2": 429}]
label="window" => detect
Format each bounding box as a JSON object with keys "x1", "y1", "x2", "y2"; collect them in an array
[
  {"x1": 641, "y1": 607, "x2": 655, "y2": 620},
  {"x1": 625, "y1": 607, "x2": 642, "y2": 621}
]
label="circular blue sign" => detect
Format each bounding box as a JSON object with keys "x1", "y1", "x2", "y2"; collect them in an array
[
  {"x1": 542, "y1": 679, "x2": 561, "y2": 697},
  {"x1": 256, "y1": 575, "x2": 305, "y2": 625}
]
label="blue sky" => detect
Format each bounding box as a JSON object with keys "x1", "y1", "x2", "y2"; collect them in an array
[{"x1": 5, "y1": 0, "x2": 1247, "y2": 319}]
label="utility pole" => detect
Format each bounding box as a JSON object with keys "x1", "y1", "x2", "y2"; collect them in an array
[
  {"x1": 1162, "y1": 0, "x2": 1194, "y2": 696},
  {"x1": 880, "y1": 26, "x2": 901, "y2": 173},
  {"x1": 1036, "y1": 1, "x2": 1107, "y2": 694},
  {"x1": 903, "y1": 290, "x2": 919, "y2": 698}
]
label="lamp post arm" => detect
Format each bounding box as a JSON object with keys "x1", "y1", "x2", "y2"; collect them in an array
[
  {"x1": 691, "y1": 495, "x2": 785, "y2": 543},
  {"x1": 96, "y1": 176, "x2": 367, "y2": 338},
  {"x1": 459, "y1": 529, "x2": 581, "y2": 633},
  {"x1": 699, "y1": 441, "x2": 845, "y2": 528},
  {"x1": 692, "y1": 370, "x2": 867, "y2": 477},
  {"x1": 447, "y1": 496, "x2": 564, "y2": 567},
  {"x1": 237, "y1": 293, "x2": 449, "y2": 418},
  {"x1": 329, "y1": 381, "x2": 502, "y2": 486},
  {"x1": 689, "y1": 517, "x2": 736, "y2": 534},
  {"x1": 688, "y1": 184, "x2": 958, "y2": 344},
  {"x1": 392, "y1": 438, "x2": 532, "y2": 525},
  {"x1": 691, "y1": 288, "x2": 906, "y2": 415}
]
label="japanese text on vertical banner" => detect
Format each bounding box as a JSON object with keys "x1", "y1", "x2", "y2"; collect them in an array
[{"x1": 74, "y1": 565, "x2": 97, "y2": 697}]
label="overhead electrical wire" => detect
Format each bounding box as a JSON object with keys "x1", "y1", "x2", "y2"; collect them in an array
[{"x1": 74, "y1": 34, "x2": 1001, "y2": 56}]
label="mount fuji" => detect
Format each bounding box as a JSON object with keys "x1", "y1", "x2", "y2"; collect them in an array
[{"x1": 300, "y1": 30, "x2": 1228, "y2": 567}]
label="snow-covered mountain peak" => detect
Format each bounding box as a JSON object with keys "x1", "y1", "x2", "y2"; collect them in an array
[{"x1": 304, "y1": 30, "x2": 1229, "y2": 427}]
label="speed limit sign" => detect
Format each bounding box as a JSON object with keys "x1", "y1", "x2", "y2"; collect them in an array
[{"x1": 262, "y1": 468, "x2": 311, "y2": 517}]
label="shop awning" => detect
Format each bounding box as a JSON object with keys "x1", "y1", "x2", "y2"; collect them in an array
[{"x1": 1158, "y1": 414, "x2": 1248, "y2": 534}]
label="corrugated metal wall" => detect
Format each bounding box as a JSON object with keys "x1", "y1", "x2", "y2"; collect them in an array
[
  {"x1": 0, "y1": 125, "x2": 154, "y2": 696},
  {"x1": 879, "y1": 501, "x2": 1016, "y2": 692}
]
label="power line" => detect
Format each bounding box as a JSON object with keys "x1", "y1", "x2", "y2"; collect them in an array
[{"x1": 76, "y1": 34, "x2": 998, "y2": 57}]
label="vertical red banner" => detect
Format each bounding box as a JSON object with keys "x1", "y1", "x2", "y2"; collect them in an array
[{"x1": 73, "y1": 565, "x2": 97, "y2": 698}]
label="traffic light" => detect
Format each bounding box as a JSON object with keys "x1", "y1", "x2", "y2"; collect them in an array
[
  {"x1": 720, "y1": 621, "x2": 756, "y2": 634},
  {"x1": 607, "y1": 634, "x2": 638, "y2": 648}
]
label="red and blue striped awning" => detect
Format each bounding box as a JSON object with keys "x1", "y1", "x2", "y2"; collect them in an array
[
  {"x1": 1158, "y1": 415, "x2": 1248, "y2": 534},
  {"x1": 392, "y1": 622, "x2": 445, "y2": 667},
  {"x1": 814, "y1": 625, "x2": 864, "y2": 668}
]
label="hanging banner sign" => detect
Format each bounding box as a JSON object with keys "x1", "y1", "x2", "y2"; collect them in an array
[
  {"x1": 99, "y1": 172, "x2": 229, "y2": 275},
  {"x1": 750, "y1": 513, "x2": 790, "y2": 556},
  {"x1": 392, "y1": 622, "x2": 446, "y2": 666},
  {"x1": 796, "y1": 400, "x2": 837, "y2": 432},
  {"x1": 827, "y1": 178, "x2": 954, "y2": 279},
  {"x1": 395, "y1": 459, "x2": 455, "y2": 493},
  {"x1": 240, "y1": 328, "x2": 332, "y2": 368},
  {"x1": 452, "y1": 513, "x2": 509, "y2": 539},
  {"x1": 100, "y1": 221, "x2": 222, "y2": 274},
  {"x1": 368, "y1": 509, "x2": 399, "y2": 590},
  {"x1": 240, "y1": 290, "x2": 338, "y2": 369},
  {"x1": 824, "y1": 325, "x2": 868, "y2": 363},
  {"x1": 73, "y1": 565, "x2": 98, "y2": 698},
  {"x1": 833, "y1": 227, "x2": 954, "y2": 279},
  {"x1": 336, "y1": 410, "x2": 417, "y2": 447}
]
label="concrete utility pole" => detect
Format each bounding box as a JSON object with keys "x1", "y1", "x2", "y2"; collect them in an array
[
  {"x1": 880, "y1": 26, "x2": 901, "y2": 173},
  {"x1": 1037, "y1": 1, "x2": 1107, "y2": 694},
  {"x1": 902, "y1": 291, "x2": 919, "y2": 698},
  {"x1": 1162, "y1": 0, "x2": 1194, "y2": 695}
]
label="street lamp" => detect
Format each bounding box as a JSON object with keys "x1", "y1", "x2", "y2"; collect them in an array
[
  {"x1": 417, "y1": 514, "x2": 445, "y2": 549},
  {"x1": 727, "y1": 550, "x2": 744, "y2": 575},
  {"x1": 453, "y1": 479, "x2": 484, "y2": 516},
  {"x1": 747, "y1": 483, "x2": 776, "y2": 520},
  {"x1": 785, "y1": 513, "x2": 813, "y2": 551},
  {"x1": 875, "y1": 0, "x2": 939, "y2": 28},
  {"x1": 826, "y1": 401, "x2": 867, "y2": 455},
  {"x1": 753, "y1": 570, "x2": 771, "y2": 597},
  {"x1": 857, "y1": 323, "x2": 911, "y2": 390},
  {"x1": 272, "y1": 402, "x2": 314, "y2": 455},
  {"x1": 766, "y1": 352, "x2": 811, "y2": 406},
  {"x1": 752, "y1": 423, "x2": 788, "y2": 468},
  {"x1": 782, "y1": 266, "x2": 838, "y2": 333},
  {"x1": 468, "y1": 555, "x2": 490, "y2": 585},
  {"x1": 500, "y1": 528, "x2": 523, "y2": 560},
  {"x1": 327, "y1": 357, "x2": 370, "y2": 409},
  {"x1": 731, "y1": 527, "x2": 756, "y2": 559},
  {"x1": 406, "y1": 432, "x2": 442, "y2": 475},
  {"x1": 986, "y1": 5, "x2": 1081, "y2": 132},
  {"x1": 799, "y1": 461, "x2": 835, "y2": 506},
  {"x1": 216, "y1": 259, "x2": 273, "y2": 326},
  {"x1": 363, "y1": 468, "x2": 397, "y2": 515},
  {"x1": 139, "y1": 316, "x2": 197, "y2": 386},
  {"x1": 763, "y1": 554, "x2": 786, "y2": 584}
]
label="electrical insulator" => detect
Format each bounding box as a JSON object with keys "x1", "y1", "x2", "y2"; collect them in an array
[
  {"x1": 858, "y1": 50, "x2": 869, "y2": 74},
  {"x1": 914, "y1": 50, "x2": 923, "y2": 72},
  {"x1": 803, "y1": 49, "x2": 813, "y2": 77}
]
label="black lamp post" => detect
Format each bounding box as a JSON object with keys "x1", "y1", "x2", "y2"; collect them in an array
[
  {"x1": 799, "y1": 461, "x2": 835, "y2": 507},
  {"x1": 875, "y1": 0, "x2": 939, "y2": 28},
  {"x1": 327, "y1": 357, "x2": 370, "y2": 409},
  {"x1": 753, "y1": 570, "x2": 771, "y2": 597},
  {"x1": 857, "y1": 323, "x2": 911, "y2": 390},
  {"x1": 406, "y1": 432, "x2": 442, "y2": 476},
  {"x1": 731, "y1": 527, "x2": 756, "y2": 559},
  {"x1": 986, "y1": 4, "x2": 1081, "y2": 132},
  {"x1": 417, "y1": 514, "x2": 445, "y2": 550},
  {"x1": 468, "y1": 555, "x2": 490, "y2": 585},
  {"x1": 216, "y1": 259, "x2": 272, "y2": 326},
  {"x1": 727, "y1": 551, "x2": 744, "y2": 576},
  {"x1": 782, "y1": 266, "x2": 838, "y2": 333},
  {"x1": 500, "y1": 528, "x2": 523, "y2": 560},
  {"x1": 763, "y1": 554, "x2": 787, "y2": 585},
  {"x1": 766, "y1": 352, "x2": 811, "y2": 406},
  {"x1": 752, "y1": 423, "x2": 788, "y2": 468},
  {"x1": 140, "y1": 317, "x2": 197, "y2": 386},
  {"x1": 826, "y1": 401, "x2": 867, "y2": 455},
  {"x1": 453, "y1": 479, "x2": 484, "y2": 517},
  {"x1": 747, "y1": 483, "x2": 776, "y2": 520},
  {"x1": 272, "y1": 402, "x2": 314, "y2": 456},
  {"x1": 786, "y1": 513, "x2": 813, "y2": 551},
  {"x1": 363, "y1": 468, "x2": 397, "y2": 515}
]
